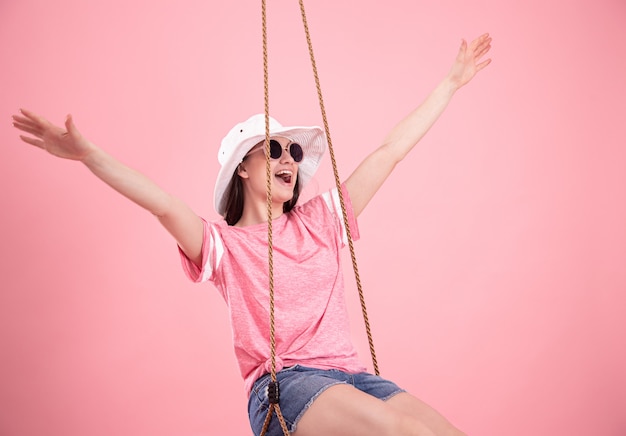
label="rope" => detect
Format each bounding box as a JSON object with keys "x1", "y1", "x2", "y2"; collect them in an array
[
  {"x1": 260, "y1": 1, "x2": 379, "y2": 434},
  {"x1": 260, "y1": 0, "x2": 290, "y2": 435},
  {"x1": 297, "y1": 0, "x2": 379, "y2": 377}
]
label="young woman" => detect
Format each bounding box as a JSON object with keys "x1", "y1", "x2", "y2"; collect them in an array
[{"x1": 13, "y1": 34, "x2": 492, "y2": 436}]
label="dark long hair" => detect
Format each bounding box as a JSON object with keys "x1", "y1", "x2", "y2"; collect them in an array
[{"x1": 223, "y1": 170, "x2": 302, "y2": 226}]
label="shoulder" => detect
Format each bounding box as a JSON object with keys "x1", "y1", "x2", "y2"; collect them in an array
[{"x1": 294, "y1": 188, "x2": 340, "y2": 217}]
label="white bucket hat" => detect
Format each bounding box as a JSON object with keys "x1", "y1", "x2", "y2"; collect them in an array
[{"x1": 214, "y1": 114, "x2": 326, "y2": 216}]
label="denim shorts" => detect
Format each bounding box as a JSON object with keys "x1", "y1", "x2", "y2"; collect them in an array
[{"x1": 248, "y1": 365, "x2": 405, "y2": 436}]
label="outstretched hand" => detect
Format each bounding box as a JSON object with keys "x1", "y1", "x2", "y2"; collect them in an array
[
  {"x1": 12, "y1": 109, "x2": 94, "y2": 161},
  {"x1": 448, "y1": 33, "x2": 492, "y2": 89}
]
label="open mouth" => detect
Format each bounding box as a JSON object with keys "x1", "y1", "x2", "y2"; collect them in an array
[{"x1": 275, "y1": 170, "x2": 293, "y2": 184}]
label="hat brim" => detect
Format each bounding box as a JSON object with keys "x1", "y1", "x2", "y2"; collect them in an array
[{"x1": 214, "y1": 124, "x2": 326, "y2": 216}]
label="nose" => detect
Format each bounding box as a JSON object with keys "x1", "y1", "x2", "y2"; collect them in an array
[{"x1": 279, "y1": 145, "x2": 294, "y2": 163}]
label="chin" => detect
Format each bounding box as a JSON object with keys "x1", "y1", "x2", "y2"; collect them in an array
[
  {"x1": 274, "y1": 194, "x2": 294, "y2": 205},
  {"x1": 274, "y1": 194, "x2": 295, "y2": 209}
]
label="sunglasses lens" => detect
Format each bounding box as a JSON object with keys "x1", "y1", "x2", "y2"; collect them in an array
[
  {"x1": 267, "y1": 140, "x2": 304, "y2": 162},
  {"x1": 269, "y1": 140, "x2": 283, "y2": 159},
  {"x1": 290, "y1": 143, "x2": 303, "y2": 162}
]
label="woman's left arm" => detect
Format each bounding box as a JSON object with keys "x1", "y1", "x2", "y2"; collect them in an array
[{"x1": 345, "y1": 33, "x2": 492, "y2": 217}]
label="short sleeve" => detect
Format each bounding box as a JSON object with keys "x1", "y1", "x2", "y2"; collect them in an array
[
  {"x1": 321, "y1": 183, "x2": 360, "y2": 246},
  {"x1": 178, "y1": 218, "x2": 224, "y2": 283}
]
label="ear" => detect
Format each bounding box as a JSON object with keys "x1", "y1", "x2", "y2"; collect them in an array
[{"x1": 237, "y1": 162, "x2": 250, "y2": 179}]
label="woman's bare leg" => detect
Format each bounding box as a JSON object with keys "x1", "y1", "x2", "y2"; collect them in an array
[
  {"x1": 294, "y1": 385, "x2": 464, "y2": 436},
  {"x1": 386, "y1": 392, "x2": 466, "y2": 436}
]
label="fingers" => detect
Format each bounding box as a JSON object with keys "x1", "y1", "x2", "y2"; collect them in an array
[
  {"x1": 19, "y1": 134, "x2": 45, "y2": 149},
  {"x1": 18, "y1": 108, "x2": 46, "y2": 124},
  {"x1": 467, "y1": 33, "x2": 492, "y2": 68},
  {"x1": 13, "y1": 113, "x2": 40, "y2": 130},
  {"x1": 459, "y1": 34, "x2": 491, "y2": 67},
  {"x1": 12, "y1": 109, "x2": 47, "y2": 137},
  {"x1": 13, "y1": 116, "x2": 43, "y2": 137},
  {"x1": 476, "y1": 43, "x2": 491, "y2": 59},
  {"x1": 12, "y1": 108, "x2": 72, "y2": 144},
  {"x1": 15, "y1": 108, "x2": 55, "y2": 130},
  {"x1": 468, "y1": 33, "x2": 490, "y2": 52},
  {"x1": 475, "y1": 58, "x2": 492, "y2": 73},
  {"x1": 473, "y1": 34, "x2": 492, "y2": 56},
  {"x1": 13, "y1": 122, "x2": 42, "y2": 138},
  {"x1": 472, "y1": 43, "x2": 489, "y2": 55},
  {"x1": 472, "y1": 33, "x2": 490, "y2": 46}
]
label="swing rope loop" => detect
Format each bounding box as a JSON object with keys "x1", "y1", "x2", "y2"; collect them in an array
[{"x1": 260, "y1": 1, "x2": 379, "y2": 434}]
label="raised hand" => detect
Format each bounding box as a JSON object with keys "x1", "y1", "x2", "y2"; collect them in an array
[
  {"x1": 12, "y1": 109, "x2": 95, "y2": 161},
  {"x1": 447, "y1": 33, "x2": 492, "y2": 89}
]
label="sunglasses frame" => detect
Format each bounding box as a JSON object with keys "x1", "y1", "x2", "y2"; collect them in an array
[{"x1": 245, "y1": 139, "x2": 304, "y2": 163}]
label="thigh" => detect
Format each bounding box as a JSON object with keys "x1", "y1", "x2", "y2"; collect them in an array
[
  {"x1": 294, "y1": 384, "x2": 434, "y2": 436},
  {"x1": 386, "y1": 392, "x2": 466, "y2": 436}
]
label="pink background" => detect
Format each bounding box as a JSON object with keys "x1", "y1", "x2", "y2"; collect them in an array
[{"x1": 1, "y1": 0, "x2": 625, "y2": 435}]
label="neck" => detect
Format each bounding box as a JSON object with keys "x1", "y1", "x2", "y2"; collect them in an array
[{"x1": 235, "y1": 200, "x2": 285, "y2": 227}]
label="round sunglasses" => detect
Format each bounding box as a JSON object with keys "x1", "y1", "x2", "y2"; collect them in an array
[{"x1": 246, "y1": 139, "x2": 304, "y2": 163}]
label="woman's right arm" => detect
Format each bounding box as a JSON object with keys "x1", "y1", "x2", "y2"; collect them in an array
[{"x1": 12, "y1": 109, "x2": 204, "y2": 266}]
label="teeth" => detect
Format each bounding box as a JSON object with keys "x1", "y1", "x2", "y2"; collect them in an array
[{"x1": 275, "y1": 169, "x2": 293, "y2": 183}]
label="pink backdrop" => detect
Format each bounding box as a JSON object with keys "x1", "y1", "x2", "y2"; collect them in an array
[{"x1": 1, "y1": 0, "x2": 625, "y2": 435}]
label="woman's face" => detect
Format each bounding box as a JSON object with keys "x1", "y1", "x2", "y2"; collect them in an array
[{"x1": 238, "y1": 137, "x2": 300, "y2": 206}]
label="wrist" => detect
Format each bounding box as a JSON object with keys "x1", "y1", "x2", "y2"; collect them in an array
[
  {"x1": 80, "y1": 142, "x2": 103, "y2": 165},
  {"x1": 440, "y1": 75, "x2": 460, "y2": 95}
]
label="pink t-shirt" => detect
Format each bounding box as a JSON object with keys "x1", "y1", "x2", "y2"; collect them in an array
[{"x1": 179, "y1": 186, "x2": 367, "y2": 394}]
